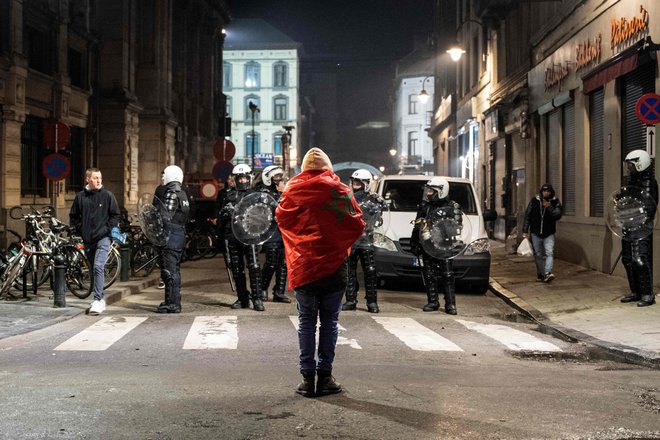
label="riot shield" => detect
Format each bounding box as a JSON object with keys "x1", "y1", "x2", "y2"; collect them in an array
[
  {"x1": 419, "y1": 205, "x2": 472, "y2": 260},
  {"x1": 354, "y1": 197, "x2": 390, "y2": 247},
  {"x1": 137, "y1": 193, "x2": 170, "y2": 247},
  {"x1": 231, "y1": 192, "x2": 278, "y2": 245},
  {"x1": 606, "y1": 186, "x2": 657, "y2": 241}
]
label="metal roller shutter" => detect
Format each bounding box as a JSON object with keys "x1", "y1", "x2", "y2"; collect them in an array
[
  {"x1": 589, "y1": 88, "x2": 605, "y2": 217},
  {"x1": 622, "y1": 64, "x2": 655, "y2": 158},
  {"x1": 562, "y1": 102, "x2": 576, "y2": 215},
  {"x1": 547, "y1": 109, "x2": 561, "y2": 197}
]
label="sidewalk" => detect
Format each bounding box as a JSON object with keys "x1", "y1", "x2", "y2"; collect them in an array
[
  {"x1": 0, "y1": 275, "x2": 158, "y2": 340},
  {"x1": 488, "y1": 241, "x2": 660, "y2": 368}
]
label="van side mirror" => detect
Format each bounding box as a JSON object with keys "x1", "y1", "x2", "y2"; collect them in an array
[{"x1": 483, "y1": 209, "x2": 497, "y2": 222}]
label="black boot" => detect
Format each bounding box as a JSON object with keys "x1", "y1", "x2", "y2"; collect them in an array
[
  {"x1": 272, "y1": 292, "x2": 291, "y2": 303},
  {"x1": 296, "y1": 370, "x2": 316, "y2": 398},
  {"x1": 637, "y1": 295, "x2": 656, "y2": 307},
  {"x1": 316, "y1": 371, "x2": 342, "y2": 396},
  {"x1": 366, "y1": 295, "x2": 379, "y2": 313},
  {"x1": 342, "y1": 290, "x2": 357, "y2": 311},
  {"x1": 252, "y1": 295, "x2": 265, "y2": 312},
  {"x1": 621, "y1": 293, "x2": 641, "y2": 303},
  {"x1": 444, "y1": 285, "x2": 457, "y2": 315},
  {"x1": 230, "y1": 296, "x2": 250, "y2": 309},
  {"x1": 261, "y1": 290, "x2": 269, "y2": 302}
]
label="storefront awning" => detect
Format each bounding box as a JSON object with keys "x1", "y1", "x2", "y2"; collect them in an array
[{"x1": 582, "y1": 37, "x2": 659, "y2": 94}]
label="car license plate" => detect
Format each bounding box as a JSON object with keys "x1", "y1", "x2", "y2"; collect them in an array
[{"x1": 412, "y1": 257, "x2": 423, "y2": 267}]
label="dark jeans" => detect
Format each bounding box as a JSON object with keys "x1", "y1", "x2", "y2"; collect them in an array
[
  {"x1": 161, "y1": 224, "x2": 186, "y2": 306},
  {"x1": 295, "y1": 286, "x2": 344, "y2": 373}
]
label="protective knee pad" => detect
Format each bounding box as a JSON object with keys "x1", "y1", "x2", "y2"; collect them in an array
[
  {"x1": 362, "y1": 249, "x2": 378, "y2": 297},
  {"x1": 274, "y1": 249, "x2": 288, "y2": 294}
]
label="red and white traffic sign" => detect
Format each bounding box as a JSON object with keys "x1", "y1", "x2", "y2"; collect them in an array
[
  {"x1": 213, "y1": 140, "x2": 236, "y2": 161},
  {"x1": 42, "y1": 153, "x2": 71, "y2": 181},
  {"x1": 199, "y1": 181, "x2": 218, "y2": 199},
  {"x1": 636, "y1": 93, "x2": 660, "y2": 125},
  {"x1": 44, "y1": 120, "x2": 71, "y2": 150}
]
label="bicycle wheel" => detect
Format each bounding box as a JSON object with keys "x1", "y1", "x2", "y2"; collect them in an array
[
  {"x1": 0, "y1": 251, "x2": 29, "y2": 299},
  {"x1": 13, "y1": 254, "x2": 51, "y2": 291},
  {"x1": 103, "y1": 247, "x2": 121, "y2": 289},
  {"x1": 191, "y1": 232, "x2": 214, "y2": 260},
  {"x1": 65, "y1": 247, "x2": 92, "y2": 299},
  {"x1": 132, "y1": 243, "x2": 158, "y2": 277}
]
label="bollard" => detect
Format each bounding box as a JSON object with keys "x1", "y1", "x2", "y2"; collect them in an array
[
  {"x1": 120, "y1": 245, "x2": 131, "y2": 282},
  {"x1": 53, "y1": 254, "x2": 66, "y2": 308}
]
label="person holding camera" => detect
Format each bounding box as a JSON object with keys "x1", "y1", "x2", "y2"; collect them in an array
[{"x1": 522, "y1": 183, "x2": 563, "y2": 283}]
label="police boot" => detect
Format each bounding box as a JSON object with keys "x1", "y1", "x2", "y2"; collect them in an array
[
  {"x1": 637, "y1": 294, "x2": 656, "y2": 307},
  {"x1": 365, "y1": 294, "x2": 379, "y2": 313},
  {"x1": 422, "y1": 289, "x2": 440, "y2": 312},
  {"x1": 316, "y1": 370, "x2": 342, "y2": 396},
  {"x1": 342, "y1": 291, "x2": 357, "y2": 311},
  {"x1": 272, "y1": 292, "x2": 291, "y2": 303},
  {"x1": 252, "y1": 293, "x2": 265, "y2": 312},
  {"x1": 261, "y1": 290, "x2": 269, "y2": 302},
  {"x1": 621, "y1": 293, "x2": 641, "y2": 303},
  {"x1": 157, "y1": 271, "x2": 173, "y2": 313},
  {"x1": 444, "y1": 289, "x2": 457, "y2": 315},
  {"x1": 296, "y1": 370, "x2": 315, "y2": 398},
  {"x1": 231, "y1": 299, "x2": 250, "y2": 309}
]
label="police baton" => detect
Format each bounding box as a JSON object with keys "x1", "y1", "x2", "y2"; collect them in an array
[{"x1": 223, "y1": 239, "x2": 236, "y2": 292}]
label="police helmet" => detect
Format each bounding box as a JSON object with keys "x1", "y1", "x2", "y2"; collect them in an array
[
  {"x1": 350, "y1": 169, "x2": 373, "y2": 190},
  {"x1": 624, "y1": 149, "x2": 652, "y2": 173},
  {"x1": 232, "y1": 164, "x2": 253, "y2": 190},
  {"x1": 426, "y1": 177, "x2": 450, "y2": 200},
  {"x1": 262, "y1": 165, "x2": 284, "y2": 187},
  {"x1": 163, "y1": 165, "x2": 183, "y2": 185}
]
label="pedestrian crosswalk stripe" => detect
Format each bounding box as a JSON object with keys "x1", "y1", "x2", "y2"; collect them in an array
[
  {"x1": 54, "y1": 316, "x2": 147, "y2": 351},
  {"x1": 372, "y1": 316, "x2": 463, "y2": 352},
  {"x1": 288, "y1": 316, "x2": 362, "y2": 349},
  {"x1": 456, "y1": 319, "x2": 562, "y2": 352},
  {"x1": 183, "y1": 316, "x2": 238, "y2": 350}
]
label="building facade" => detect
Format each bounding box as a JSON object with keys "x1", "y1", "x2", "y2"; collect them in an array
[
  {"x1": 223, "y1": 19, "x2": 301, "y2": 174},
  {"x1": 0, "y1": 0, "x2": 229, "y2": 236}
]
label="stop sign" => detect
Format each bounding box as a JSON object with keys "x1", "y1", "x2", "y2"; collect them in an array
[{"x1": 44, "y1": 120, "x2": 71, "y2": 150}]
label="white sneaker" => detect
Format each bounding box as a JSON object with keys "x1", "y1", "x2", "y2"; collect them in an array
[{"x1": 89, "y1": 299, "x2": 106, "y2": 315}]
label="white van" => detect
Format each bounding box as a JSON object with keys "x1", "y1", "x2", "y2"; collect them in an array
[{"x1": 373, "y1": 175, "x2": 495, "y2": 294}]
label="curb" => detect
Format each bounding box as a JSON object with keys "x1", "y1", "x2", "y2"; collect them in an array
[
  {"x1": 103, "y1": 275, "x2": 160, "y2": 306},
  {"x1": 488, "y1": 277, "x2": 660, "y2": 370}
]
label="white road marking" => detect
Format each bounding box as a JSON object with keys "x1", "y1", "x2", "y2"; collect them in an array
[
  {"x1": 288, "y1": 316, "x2": 361, "y2": 349},
  {"x1": 54, "y1": 316, "x2": 147, "y2": 351},
  {"x1": 183, "y1": 316, "x2": 238, "y2": 350},
  {"x1": 372, "y1": 316, "x2": 463, "y2": 352},
  {"x1": 456, "y1": 319, "x2": 562, "y2": 352}
]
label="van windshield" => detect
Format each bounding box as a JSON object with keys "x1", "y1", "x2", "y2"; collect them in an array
[{"x1": 382, "y1": 180, "x2": 477, "y2": 215}]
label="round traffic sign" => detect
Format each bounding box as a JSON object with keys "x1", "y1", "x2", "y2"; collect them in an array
[
  {"x1": 213, "y1": 140, "x2": 236, "y2": 161},
  {"x1": 212, "y1": 160, "x2": 234, "y2": 182},
  {"x1": 42, "y1": 153, "x2": 71, "y2": 181},
  {"x1": 44, "y1": 120, "x2": 71, "y2": 150},
  {"x1": 636, "y1": 93, "x2": 660, "y2": 125},
  {"x1": 199, "y1": 181, "x2": 219, "y2": 199}
]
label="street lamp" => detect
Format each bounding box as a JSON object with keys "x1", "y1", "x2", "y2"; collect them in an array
[
  {"x1": 446, "y1": 42, "x2": 466, "y2": 62},
  {"x1": 418, "y1": 76, "x2": 432, "y2": 104},
  {"x1": 389, "y1": 148, "x2": 397, "y2": 157},
  {"x1": 248, "y1": 101, "x2": 259, "y2": 169},
  {"x1": 282, "y1": 124, "x2": 294, "y2": 176}
]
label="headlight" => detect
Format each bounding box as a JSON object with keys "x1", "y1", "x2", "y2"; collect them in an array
[
  {"x1": 372, "y1": 233, "x2": 398, "y2": 252},
  {"x1": 464, "y1": 238, "x2": 490, "y2": 255}
]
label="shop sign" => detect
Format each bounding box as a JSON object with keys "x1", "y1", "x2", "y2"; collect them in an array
[
  {"x1": 544, "y1": 62, "x2": 570, "y2": 91},
  {"x1": 611, "y1": 5, "x2": 649, "y2": 50},
  {"x1": 575, "y1": 33, "x2": 601, "y2": 72}
]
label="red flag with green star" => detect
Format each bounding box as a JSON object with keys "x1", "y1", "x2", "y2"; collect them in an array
[{"x1": 276, "y1": 169, "x2": 364, "y2": 290}]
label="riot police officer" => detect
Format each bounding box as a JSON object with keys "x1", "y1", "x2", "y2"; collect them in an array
[
  {"x1": 621, "y1": 149, "x2": 658, "y2": 307},
  {"x1": 155, "y1": 165, "x2": 192, "y2": 313},
  {"x1": 410, "y1": 177, "x2": 461, "y2": 315},
  {"x1": 259, "y1": 165, "x2": 291, "y2": 303},
  {"x1": 342, "y1": 169, "x2": 384, "y2": 313},
  {"x1": 218, "y1": 164, "x2": 265, "y2": 311}
]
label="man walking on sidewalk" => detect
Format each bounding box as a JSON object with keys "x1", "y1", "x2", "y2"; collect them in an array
[
  {"x1": 70, "y1": 168, "x2": 121, "y2": 315},
  {"x1": 522, "y1": 183, "x2": 563, "y2": 283}
]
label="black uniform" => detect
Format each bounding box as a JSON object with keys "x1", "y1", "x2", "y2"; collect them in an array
[
  {"x1": 410, "y1": 197, "x2": 462, "y2": 315},
  {"x1": 155, "y1": 182, "x2": 192, "y2": 313},
  {"x1": 342, "y1": 189, "x2": 384, "y2": 313},
  {"x1": 621, "y1": 167, "x2": 658, "y2": 307},
  {"x1": 218, "y1": 186, "x2": 265, "y2": 311},
  {"x1": 259, "y1": 185, "x2": 290, "y2": 303}
]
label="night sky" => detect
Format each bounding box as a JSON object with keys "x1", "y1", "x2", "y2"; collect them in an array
[{"x1": 227, "y1": 0, "x2": 435, "y2": 168}]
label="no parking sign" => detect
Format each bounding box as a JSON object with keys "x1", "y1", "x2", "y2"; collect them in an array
[{"x1": 42, "y1": 153, "x2": 71, "y2": 181}]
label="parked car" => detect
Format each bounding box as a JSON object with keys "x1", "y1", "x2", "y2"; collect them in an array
[{"x1": 372, "y1": 175, "x2": 496, "y2": 294}]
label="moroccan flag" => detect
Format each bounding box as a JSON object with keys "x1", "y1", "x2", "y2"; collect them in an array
[{"x1": 276, "y1": 169, "x2": 364, "y2": 290}]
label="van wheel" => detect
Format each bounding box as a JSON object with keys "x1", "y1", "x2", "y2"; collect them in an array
[{"x1": 467, "y1": 281, "x2": 489, "y2": 295}]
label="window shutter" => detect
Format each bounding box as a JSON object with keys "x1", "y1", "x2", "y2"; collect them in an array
[{"x1": 589, "y1": 89, "x2": 604, "y2": 217}]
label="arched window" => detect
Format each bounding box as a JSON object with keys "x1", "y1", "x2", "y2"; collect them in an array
[
  {"x1": 244, "y1": 61, "x2": 260, "y2": 89},
  {"x1": 245, "y1": 96, "x2": 260, "y2": 121},
  {"x1": 273, "y1": 61, "x2": 288, "y2": 87},
  {"x1": 273, "y1": 96, "x2": 288, "y2": 121},
  {"x1": 223, "y1": 61, "x2": 232, "y2": 89}
]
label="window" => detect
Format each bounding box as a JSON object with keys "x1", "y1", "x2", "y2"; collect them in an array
[
  {"x1": 589, "y1": 89, "x2": 604, "y2": 217},
  {"x1": 21, "y1": 116, "x2": 47, "y2": 197},
  {"x1": 274, "y1": 134, "x2": 283, "y2": 155},
  {"x1": 246, "y1": 132, "x2": 261, "y2": 156},
  {"x1": 244, "y1": 61, "x2": 260, "y2": 89},
  {"x1": 244, "y1": 96, "x2": 260, "y2": 121},
  {"x1": 66, "y1": 126, "x2": 85, "y2": 192},
  {"x1": 407, "y1": 131, "x2": 418, "y2": 158},
  {"x1": 24, "y1": 25, "x2": 54, "y2": 75},
  {"x1": 68, "y1": 48, "x2": 86, "y2": 88},
  {"x1": 273, "y1": 96, "x2": 287, "y2": 121},
  {"x1": 273, "y1": 62, "x2": 288, "y2": 87},
  {"x1": 408, "y1": 94, "x2": 418, "y2": 114},
  {"x1": 223, "y1": 61, "x2": 232, "y2": 89},
  {"x1": 225, "y1": 97, "x2": 232, "y2": 119}
]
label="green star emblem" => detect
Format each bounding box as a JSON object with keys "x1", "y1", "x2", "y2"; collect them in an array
[{"x1": 322, "y1": 189, "x2": 358, "y2": 224}]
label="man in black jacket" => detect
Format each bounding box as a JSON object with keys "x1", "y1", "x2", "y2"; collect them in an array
[
  {"x1": 522, "y1": 183, "x2": 563, "y2": 283},
  {"x1": 70, "y1": 168, "x2": 121, "y2": 315}
]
